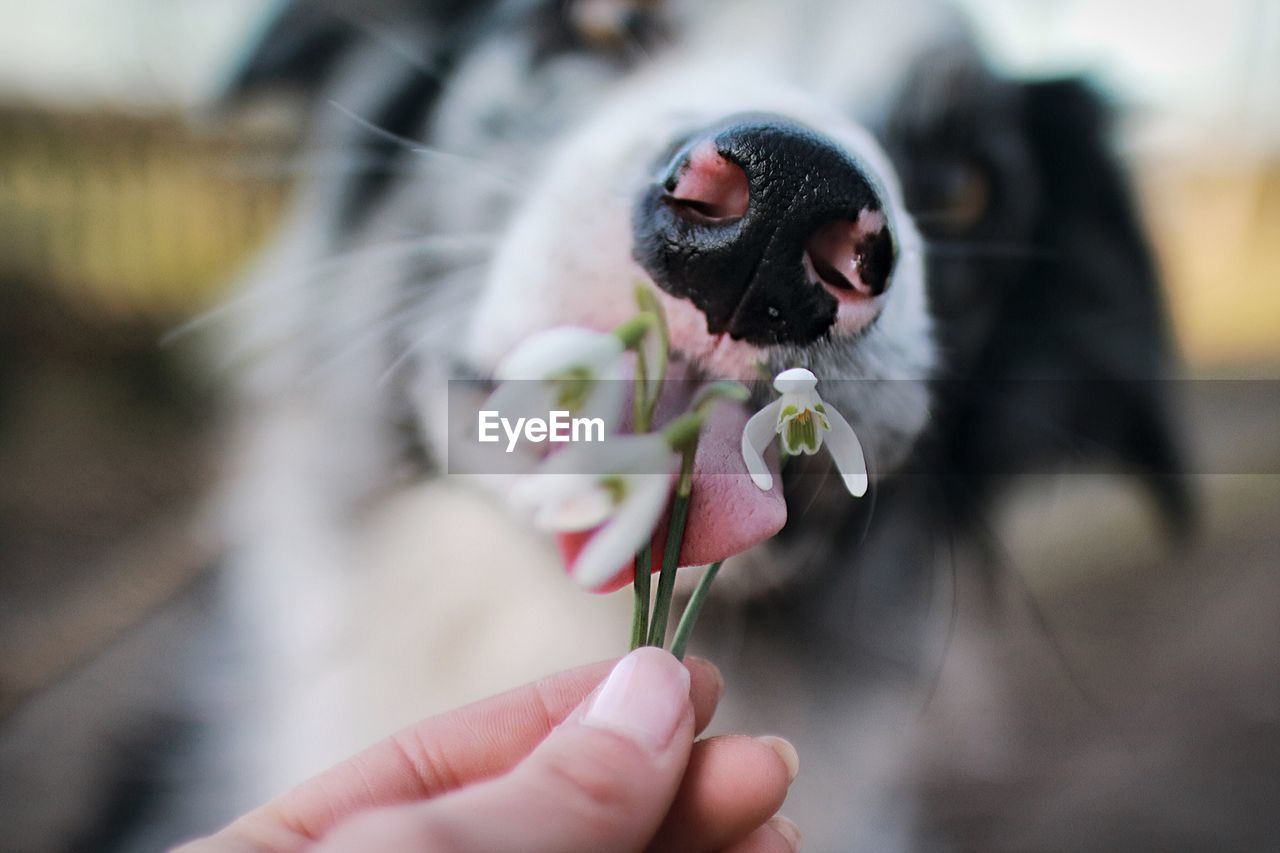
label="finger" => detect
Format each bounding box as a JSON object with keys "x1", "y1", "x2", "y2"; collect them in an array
[
  {"x1": 317, "y1": 648, "x2": 698, "y2": 853},
  {"x1": 720, "y1": 816, "x2": 803, "y2": 853},
  {"x1": 195, "y1": 654, "x2": 721, "y2": 851},
  {"x1": 647, "y1": 735, "x2": 798, "y2": 852},
  {"x1": 687, "y1": 657, "x2": 725, "y2": 734}
]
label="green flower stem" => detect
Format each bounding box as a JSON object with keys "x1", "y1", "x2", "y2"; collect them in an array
[
  {"x1": 630, "y1": 542, "x2": 652, "y2": 651},
  {"x1": 633, "y1": 345, "x2": 651, "y2": 434},
  {"x1": 661, "y1": 413, "x2": 704, "y2": 451},
  {"x1": 647, "y1": 443, "x2": 697, "y2": 647},
  {"x1": 643, "y1": 382, "x2": 744, "y2": 647},
  {"x1": 692, "y1": 380, "x2": 750, "y2": 413},
  {"x1": 633, "y1": 284, "x2": 669, "y2": 432},
  {"x1": 646, "y1": 494, "x2": 688, "y2": 647},
  {"x1": 626, "y1": 296, "x2": 669, "y2": 648},
  {"x1": 612, "y1": 315, "x2": 652, "y2": 350},
  {"x1": 670, "y1": 560, "x2": 723, "y2": 661}
]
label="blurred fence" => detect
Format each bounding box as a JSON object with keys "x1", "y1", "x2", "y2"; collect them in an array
[
  {"x1": 1136, "y1": 148, "x2": 1280, "y2": 366},
  {"x1": 0, "y1": 100, "x2": 1275, "y2": 359},
  {"x1": 0, "y1": 103, "x2": 294, "y2": 321},
  {"x1": 0, "y1": 103, "x2": 294, "y2": 718}
]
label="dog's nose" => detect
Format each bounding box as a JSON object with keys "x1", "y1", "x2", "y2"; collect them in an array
[{"x1": 633, "y1": 115, "x2": 895, "y2": 346}]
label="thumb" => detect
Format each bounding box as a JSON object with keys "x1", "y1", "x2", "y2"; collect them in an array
[{"x1": 317, "y1": 647, "x2": 697, "y2": 853}]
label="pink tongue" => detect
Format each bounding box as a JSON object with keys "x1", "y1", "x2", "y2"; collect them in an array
[
  {"x1": 556, "y1": 397, "x2": 787, "y2": 593},
  {"x1": 679, "y1": 401, "x2": 787, "y2": 564}
]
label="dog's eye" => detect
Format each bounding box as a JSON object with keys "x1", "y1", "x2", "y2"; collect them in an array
[
  {"x1": 924, "y1": 160, "x2": 991, "y2": 234},
  {"x1": 571, "y1": 0, "x2": 641, "y2": 46},
  {"x1": 911, "y1": 156, "x2": 988, "y2": 234},
  {"x1": 533, "y1": 0, "x2": 665, "y2": 64}
]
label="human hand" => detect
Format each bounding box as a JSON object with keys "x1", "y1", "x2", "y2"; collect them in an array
[{"x1": 180, "y1": 648, "x2": 801, "y2": 852}]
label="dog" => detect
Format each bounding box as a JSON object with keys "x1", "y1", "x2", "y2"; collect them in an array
[{"x1": 192, "y1": 1, "x2": 1187, "y2": 848}]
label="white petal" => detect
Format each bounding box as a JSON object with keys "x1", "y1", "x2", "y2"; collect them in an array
[
  {"x1": 823, "y1": 405, "x2": 869, "y2": 497},
  {"x1": 495, "y1": 327, "x2": 624, "y2": 380},
  {"x1": 483, "y1": 378, "x2": 557, "y2": 429},
  {"x1": 485, "y1": 367, "x2": 624, "y2": 447},
  {"x1": 800, "y1": 388, "x2": 825, "y2": 413},
  {"x1": 637, "y1": 310, "x2": 667, "y2": 411},
  {"x1": 577, "y1": 366, "x2": 627, "y2": 433},
  {"x1": 535, "y1": 433, "x2": 672, "y2": 477},
  {"x1": 775, "y1": 392, "x2": 800, "y2": 427},
  {"x1": 533, "y1": 483, "x2": 615, "y2": 531},
  {"x1": 570, "y1": 471, "x2": 673, "y2": 588},
  {"x1": 773, "y1": 367, "x2": 818, "y2": 394},
  {"x1": 512, "y1": 464, "x2": 624, "y2": 532},
  {"x1": 616, "y1": 434, "x2": 678, "y2": 474},
  {"x1": 511, "y1": 471, "x2": 598, "y2": 517},
  {"x1": 513, "y1": 434, "x2": 674, "y2": 531},
  {"x1": 741, "y1": 398, "x2": 783, "y2": 491}
]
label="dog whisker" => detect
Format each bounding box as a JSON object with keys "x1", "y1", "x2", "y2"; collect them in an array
[
  {"x1": 853, "y1": 443, "x2": 881, "y2": 550},
  {"x1": 917, "y1": 479, "x2": 962, "y2": 715},
  {"x1": 376, "y1": 264, "x2": 490, "y2": 387},
  {"x1": 203, "y1": 153, "x2": 440, "y2": 181},
  {"x1": 201, "y1": 254, "x2": 486, "y2": 384},
  {"x1": 297, "y1": 256, "x2": 490, "y2": 385},
  {"x1": 959, "y1": 482, "x2": 1110, "y2": 719},
  {"x1": 330, "y1": 11, "x2": 446, "y2": 77},
  {"x1": 619, "y1": 26, "x2": 659, "y2": 65},
  {"x1": 296, "y1": 285, "x2": 468, "y2": 388},
  {"x1": 328, "y1": 101, "x2": 530, "y2": 193},
  {"x1": 163, "y1": 233, "x2": 495, "y2": 345},
  {"x1": 794, "y1": 456, "x2": 835, "y2": 521}
]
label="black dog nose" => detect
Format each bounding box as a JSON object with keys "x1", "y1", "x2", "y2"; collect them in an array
[{"x1": 633, "y1": 115, "x2": 896, "y2": 346}]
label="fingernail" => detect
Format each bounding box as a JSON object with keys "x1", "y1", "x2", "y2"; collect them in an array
[
  {"x1": 584, "y1": 647, "x2": 690, "y2": 751},
  {"x1": 767, "y1": 815, "x2": 803, "y2": 851},
  {"x1": 757, "y1": 735, "x2": 800, "y2": 783}
]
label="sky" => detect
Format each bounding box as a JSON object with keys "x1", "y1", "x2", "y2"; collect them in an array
[{"x1": 0, "y1": 0, "x2": 1275, "y2": 138}]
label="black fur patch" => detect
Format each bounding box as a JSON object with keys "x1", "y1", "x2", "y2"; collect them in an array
[
  {"x1": 221, "y1": 1, "x2": 483, "y2": 103},
  {"x1": 222, "y1": 1, "x2": 500, "y2": 228},
  {"x1": 766, "y1": 69, "x2": 1192, "y2": 657},
  {"x1": 942, "y1": 79, "x2": 1190, "y2": 530}
]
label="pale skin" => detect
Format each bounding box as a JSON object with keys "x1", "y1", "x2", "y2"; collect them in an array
[{"x1": 179, "y1": 648, "x2": 802, "y2": 853}]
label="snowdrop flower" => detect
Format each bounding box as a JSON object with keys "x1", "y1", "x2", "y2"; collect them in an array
[
  {"x1": 484, "y1": 326, "x2": 628, "y2": 438},
  {"x1": 512, "y1": 435, "x2": 676, "y2": 589},
  {"x1": 741, "y1": 367, "x2": 868, "y2": 497}
]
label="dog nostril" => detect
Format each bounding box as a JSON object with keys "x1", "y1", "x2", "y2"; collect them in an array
[
  {"x1": 804, "y1": 214, "x2": 894, "y2": 298},
  {"x1": 633, "y1": 114, "x2": 897, "y2": 346},
  {"x1": 664, "y1": 141, "x2": 750, "y2": 223}
]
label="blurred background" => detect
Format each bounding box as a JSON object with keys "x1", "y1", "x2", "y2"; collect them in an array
[{"x1": 0, "y1": 1, "x2": 1276, "y2": 850}]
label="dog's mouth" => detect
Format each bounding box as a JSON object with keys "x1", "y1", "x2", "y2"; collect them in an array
[{"x1": 553, "y1": 362, "x2": 787, "y2": 592}]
